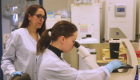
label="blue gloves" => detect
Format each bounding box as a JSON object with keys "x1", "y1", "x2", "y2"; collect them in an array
[
  {"x1": 11, "y1": 71, "x2": 23, "y2": 77},
  {"x1": 105, "y1": 59, "x2": 125, "y2": 73}
]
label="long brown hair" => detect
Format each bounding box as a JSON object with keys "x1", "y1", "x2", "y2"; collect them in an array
[
  {"x1": 36, "y1": 20, "x2": 78, "y2": 55},
  {"x1": 20, "y1": 4, "x2": 47, "y2": 36}
]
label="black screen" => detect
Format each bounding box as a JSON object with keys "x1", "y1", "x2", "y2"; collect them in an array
[{"x1": 117, "y1": 8, "x2": 125, "y2": 12}]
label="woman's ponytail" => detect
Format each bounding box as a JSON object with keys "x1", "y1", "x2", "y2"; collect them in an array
[
  {"x1": 36, "y1": 29, "x2": 51, "y2": 55},
  {"x1": 36, "y1": 20, "x2": 78, "y2": 55}
]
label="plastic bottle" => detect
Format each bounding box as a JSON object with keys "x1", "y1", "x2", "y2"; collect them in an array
[{"x1": 47, "y1": 12, "x2": 50, "y2": 18}]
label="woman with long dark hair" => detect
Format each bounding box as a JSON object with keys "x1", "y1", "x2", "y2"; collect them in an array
[{"x1": 1, "y1": 4, "x2": 47, "y2": 80}]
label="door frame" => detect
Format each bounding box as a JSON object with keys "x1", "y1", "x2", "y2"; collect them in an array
[
  {"x1": 0, "y1": 0, "x2": 3, "y2": 79},
  {"x1": 40, "y1": 0, "x2": 43, "y2": 6}
]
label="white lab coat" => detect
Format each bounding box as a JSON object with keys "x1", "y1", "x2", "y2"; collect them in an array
[
  {"x1": 1, "y1": 28, "x2": 41, "y2": 80},
  {"x1": 38, "y1": 49, "x2": 110, "y2": 80}
]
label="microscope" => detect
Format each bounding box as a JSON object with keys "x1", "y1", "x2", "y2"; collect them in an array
[{"x1": 75, "y1": 38, "x2": 139, "y2": 80}]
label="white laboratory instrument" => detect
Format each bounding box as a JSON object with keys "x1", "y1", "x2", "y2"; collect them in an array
[
  {"x1": 75, "y1": 38, "x2": 139, "y2": 80},
  {"x1": 108, "y1": 38, "x2": 139, "y2": 80},
  {"x1": 71, "y1": 3, "x2": 100, "y2": 43},
  {"x1": 71, "y1": 3, "x2": 100, "y2": 70},
  {"x1": 74, "y1": 41, "x2": 99, "y2": 69},
  {"x1": 104, "y1": 0, "x2": 136, "y2": 41}
]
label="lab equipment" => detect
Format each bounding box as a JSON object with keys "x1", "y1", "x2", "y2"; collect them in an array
[
  {"x1": 47, "y1": 12, "x2": 53, "y2": 18},
  {"x1": 107, "y1": 38, "x2": 138, "y2": 80},
  {"x1": 3, "y1": 3, "x2": 13, "y2": 18},
  {"x1": 105, "y1": 59, "x2": 125, "y2": 73},
  {"x1": 3, "y1": 9, "x2": 12, "y2": 18},
  {"x1": 104, "y1": 0, "x2": 136, "y2": 41},
  {"x1": 74, "y1": 41, "x2": 125, "y2": 72},
  {"x1": 115, "y1": 4, "x2": 126, "y2": 17},
  {"x1": 76, "y1": 34, "x2": 98, "y2": 43},
  {"x1": 71, "y1": 3, "x2": 100, "y2": 43},
  {"x1": 71, "y1": 3, "x2": 100, "y2": 70},
  {"x1": 109, "y1": 28, "x2": 127, "y2": 40},
  {"x1": 74, "y1": 41, "x2": 99, "y2": 69},
  {"x1": 110, "y1": 42, "x2": 120, "y2": 58},
  {"x1": 11, "y1": 71, "x2": 23, "y2": 77},
  {"x1": 61, "y1": 10, "x2": 70, "y2": 18},
  {"x1": 89, "y1": 49, "x2": 96, "y2": 61},
  {"x1": 10, "y1": 6, "x2": 19, "y2": 32},
  {"x1": 76, "y1": 38, "x2": 139, "y2": 80}
]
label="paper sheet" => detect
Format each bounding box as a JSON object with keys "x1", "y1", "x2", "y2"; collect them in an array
[{"x1": 80, "y1": 24, "x2": 88, "y2": 33}]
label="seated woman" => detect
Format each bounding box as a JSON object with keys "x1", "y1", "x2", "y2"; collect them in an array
[{"x1": 37, "y1": 20, "x2": 125, "y2": 80}]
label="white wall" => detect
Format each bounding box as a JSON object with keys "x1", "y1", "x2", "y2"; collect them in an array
[{"x1": 43, "y1": 0, "x2": 74, "y2": 11}]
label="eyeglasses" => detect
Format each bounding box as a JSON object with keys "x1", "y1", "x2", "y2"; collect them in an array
[{"x1": 33, "y1": 14, "x2": 46, "y2": 20}]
